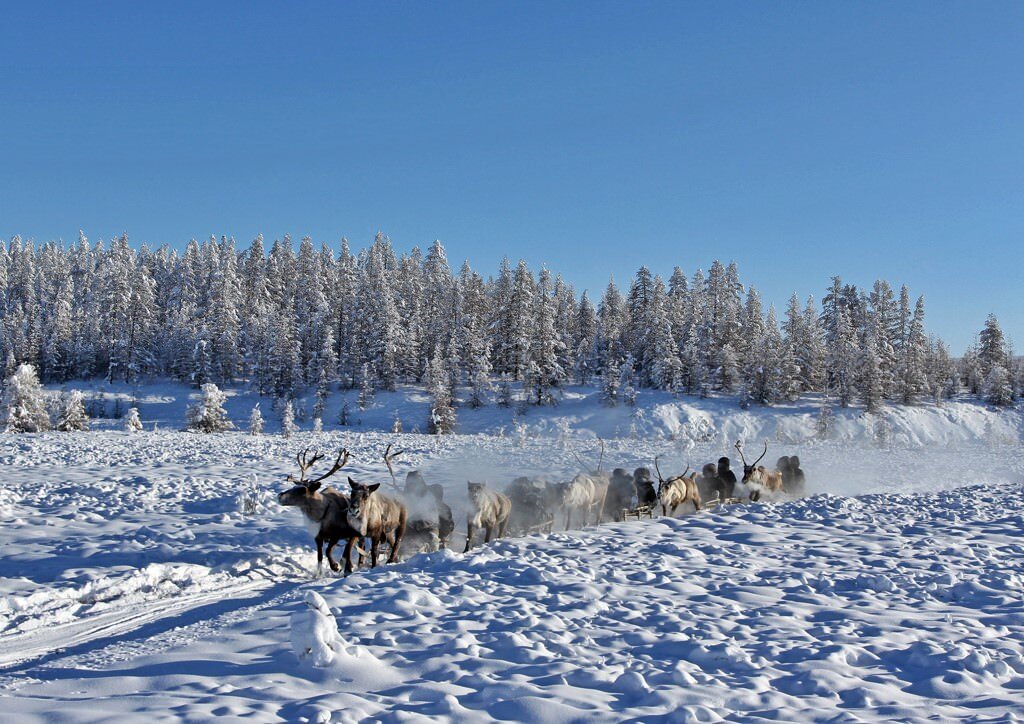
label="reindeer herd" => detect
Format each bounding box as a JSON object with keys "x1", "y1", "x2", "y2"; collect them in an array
[{"x1": 277, "y1": 440, "x2": 808, "y2": 577}]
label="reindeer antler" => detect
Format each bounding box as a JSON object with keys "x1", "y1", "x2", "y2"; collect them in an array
[
  {"x1": 654, "y1": 455, "x2": 665, "y2": 483},
  {"x1": 752, "y1": 441, "x2": 768, "y2": 468},
  {"x1": 597, "y1": 438, "x2": 605, "y2": 473},
  {"x1": 307, "y1": 448, "x2": 351, "y2": 486},
  {"x1": 294, "y1": 447, "x2": 326, "y2": 483},
  {"x1": 734, "y1": 440, "x2": 747, "y2": 467},
  {"x1": 383, "y1": 443, "x2": 403, "y2": 488}
]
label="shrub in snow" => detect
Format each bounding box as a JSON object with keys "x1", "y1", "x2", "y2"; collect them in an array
[
  {"x1": 313, "y1": 416, "x2": 323, "y2": 433},
  {"x1": 248, "y1": 403, "x2": 264, "y2": 435},
  {"x1": 56, "y1": 390, "x2": 90, "y2": 431},
  {"x1": 391, "y1": 411, "x2": 403, "y2": 433},
  {"x1": 497, "y1": 380, "x2": 513, "y2": 409},
  {"x1": 125, "y1": 407, "x2": 143, "y2": 432},
  {"x1": 338, "y1": 400, "x2": 351, "y2": 427},
  {"x1": 2, "y1": 364, "x2": 51, "y2": 433},
  {"x1": 281, "y1": 400, "x2": 296, "y2": 438},
  {"x1": 186, "y1": 383, "x2": 234, "y2": 433}
]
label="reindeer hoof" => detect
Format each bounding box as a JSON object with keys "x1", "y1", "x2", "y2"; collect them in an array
[{"x1": 329, "y1": 560, "x2": 341, "y2": 572}]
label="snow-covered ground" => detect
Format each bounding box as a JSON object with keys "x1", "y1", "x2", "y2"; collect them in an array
[{"x1": 1, "y1": 389, "x2": 1022, "y2": 721}]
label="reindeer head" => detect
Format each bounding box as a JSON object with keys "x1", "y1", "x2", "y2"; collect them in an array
[
  {"x1": 278, "y1": 447, "x2": 350, "y2": 506},
  {"x1": 467, "y1": 481, "x2": 488, "y2": 508},
  {"x1": 734, "y1": 440, "x2": 767, "y2": 484},
  {"x1": 347, "y1": 478, "x2": 381, "y2": 519}
]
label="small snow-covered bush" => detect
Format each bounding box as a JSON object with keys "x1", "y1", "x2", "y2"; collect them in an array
[
  {"x1": 290, "y1": 591, "x2": 343, "y2": 667},
  {"x1": 2, "y1": 364, "x2": 51, "y2": 433},
  {"x1": 125, "y1": 407, "x2": 143, "y2": 432},
  {"x1": 312, "y1": 416, "x2": 323, "y2": 433},
  {"x1": 248, "y1": 403, "x2": 265, "y2": 435},
  {"x1": 56, "y1": 389, "x2": 90, "y2": 431},
  {"x1": 186, "y1": 383, "x2": 234, "y2": 433}
]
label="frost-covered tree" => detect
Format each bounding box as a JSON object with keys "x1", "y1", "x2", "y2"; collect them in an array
[
  {"x1": 281, "y1": 399, "x2": 296, "y2": 438},
  {"x1": 248, "y1": 403, "x2": 265, "y2": 435},
  {"x1": 124, "y1": 406, "x2": 143, "y2": 432},
  {"x1": 425, "y1": 350, "x2": 456, "y2": 434},
  {"x1": 56, "y1": 389, "x2": 89, "y2": 431},
  {"x1": 984, "y1": 365, "x2": 1014, "y2": 407},
  {"x1": 186, "y1": 383, "x2": 234, "y2": 432},
  {"x1": 2, "y1": 364, "x2": 50, "y2": 432}
]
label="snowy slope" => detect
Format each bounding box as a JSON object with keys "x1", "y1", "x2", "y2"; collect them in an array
[{"x1": 0, "y1": 393, "x2": 1021, "y2": 721}]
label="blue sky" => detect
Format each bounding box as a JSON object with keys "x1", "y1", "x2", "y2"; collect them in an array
[{"x1": 2, "y1": 2, "x2": 1021, "y2": 352}]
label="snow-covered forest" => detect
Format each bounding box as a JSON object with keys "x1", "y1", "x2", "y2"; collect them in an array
[{"x1": 2, "y1": 232, "x2": 1017, "y2": 415}]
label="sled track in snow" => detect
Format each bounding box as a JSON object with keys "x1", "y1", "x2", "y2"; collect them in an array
[{"x1": 0, "y1": 575, "x2": 293, "y2": 676}]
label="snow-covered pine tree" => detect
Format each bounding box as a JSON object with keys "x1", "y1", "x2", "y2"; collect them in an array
[
  {"x1": 859, "y1": 324, "x2": 885, "y2": 413},
  {"x1": 56, "y1": 389, "x2": 89, "y2": 431},
  {"x1": 281, "y1": 399, "x2": 296, "y2": 437},
  {"x1": 2, "y1": 363, "x2": 51, "y2": 432},
  {"x1": 601, "y1": 357, "x2": 620, "y2": 406},
  {"x1": 249, "y1": 403, "x2": 265, "y2": 435},
  {"x1": 186, "y1": 382, "x2": 234, "y2": 432},
  {"x1": 984, "y1": 365, "x2": 1014, "y2": 407},
  {"x1": 619, "y1": 355, "x2": 638, "y2": 405},
  {"x1": 358, "y1": 363, "x2": 374, "y2": 410},
  {"x1": 978, "y1": 314, "x2": 1010, "y2": 378},
  {"x1": 896, "y1": 296, "x2": 928, "y2": 405},
  {"x1": 527, "y1": 268, "x2": 566, "y2": 405},
  {"x1": 125, "y1": 406, "x2": 143, "y2": 432},
  {"x1": 573, "y1": 291, "x2": 598, "y2": 385},
  {"x1": 830, "y1": 307, "x2": 859, "y2": 408},
  {"x1": 425, "y1": 350, "x2": 456, "y2": 434}
]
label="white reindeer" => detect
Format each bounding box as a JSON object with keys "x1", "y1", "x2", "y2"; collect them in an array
[
  {"x1": 654, "y1": 457, "x2": 702, "y2": 517},
  {"x1": 464, "y1": 481, "x2": 512, "y2": 551},
  {"x1": 561, "y1": 473, "x2": 609, "y2": 529}
]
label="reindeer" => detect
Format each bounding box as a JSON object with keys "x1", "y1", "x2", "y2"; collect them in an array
[
  {"x1": 277, "y1": 448, "x2": 360, "y2": 575},
  {"x1": 654, "y1": 457, "x2": 702, "y2": 517},
  {"x1": 603, "y1": 467, "x2": 636, "y2": 522},
  {"x1": 464, "y1": 481, "x2": 512, "y2": 551},
  {"x1": 560, "y1": 473, "x2": 609, "y2": 529},
  {"x1": 402, "y1": 470, "x2": 442, "y2": 555},
  {"x1": 735, "y1": 440, "x2": 784, "y2": 502},
  {"x1": 343, "y1": 448, "x2": 408, "y2": 572},
  {"x1": 429, "y1": 483, "x2": 455, "y2": 549},
  {"x1": 632, "y1": 467, "x2": 658, "y2": 510},
  {"x1": 560, "y1": 440, "x2": 611, "y2": 529}
]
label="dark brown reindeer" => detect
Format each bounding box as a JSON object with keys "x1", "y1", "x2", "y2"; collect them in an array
[
  {"x1": 277, "y1": 447, "x2": 360, "y2": 576},
  {"x1": 343, "y1": 447, "x2": 408, "y2": 572}
]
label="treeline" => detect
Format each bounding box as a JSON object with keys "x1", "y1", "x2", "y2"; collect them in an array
[{"x1": 0, "y1": 231, "x2": 1018, "y2": 412}]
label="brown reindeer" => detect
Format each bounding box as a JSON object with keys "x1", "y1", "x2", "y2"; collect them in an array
[
  {"x1": 344, "y1": 457, "x2": 408, "y2": 572},
  {"x1": 735, "y1": 441, "x2": 784, "y2": 501},
  {"x1": 654, "y1": 457, "x2": 702, "y2": 516},
  {"x1": 277, "y1": 448, "x2": 361, "y2": 575}
]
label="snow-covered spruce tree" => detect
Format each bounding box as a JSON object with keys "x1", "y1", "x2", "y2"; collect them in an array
[
  {"x1": 125, "y1": 406, "x2": 143, "y2": 432},
  {"x1": 425, "y1": 351, "x2": 456, "y2": 434},
  {"x1": 896, "y1": 295, "x2": 928, "y2": 405},
  {"x1": 186, "y1": 383, "x2": 234, "y2": 433},
  {"x1": 249, "y1": 403, "x2": 265, "y2": 435},
  {"x1": 619, "y1": 355, "x2": 638, "y2": 406},
  {"x1": 2, "y1": 364, "x2": 51, "y2": 433},
  {"x1": 527, "y1": 268, "x2": 566, "y2": 405},
  {"x1": 978, "y1": 314, "x2": 1010, "y2": 378},
  {"x1": 601, "y1": 357, "x2": 620, "y2": 406},
  {"x1": 984, "y1": 364, "x2": 1015, "y2": 407},
  {"x1": 281, "y1": 399, "x2": 296, "y2": 438},
  {"x1": 337, "y1": 399, "x2": 351, "y2": 427},
  {"x1": 391, "y1": 410, "x2": 403, "y2": 433},
  {"x1": 859, "y1": 326, "x2": 885, "y2": 414},
  {"x1": 358, "y1": 363, "x2": 374, "y2": 410},
  {"x1": 496, "y1": 380, "x2": 513, "y2": 409},
  {"x1": 313, "y1": 417, "x2": 323, "y2": 433},
  {"x1": 56, "y1": 389, "x2": 89, "y2": 431}
]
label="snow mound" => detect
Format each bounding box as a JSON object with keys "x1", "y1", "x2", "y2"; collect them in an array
[{"x1": 290, "y1": 590, "x2": 376, "y2": 669}]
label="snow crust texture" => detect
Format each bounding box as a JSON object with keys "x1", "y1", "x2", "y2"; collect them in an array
[{"x1": 0, "y1": 412, "x2": 1021, "y2": 721}]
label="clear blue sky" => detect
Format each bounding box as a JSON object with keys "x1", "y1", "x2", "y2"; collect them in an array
[{"x1": 2, "y1": 2, "x2": 1021, "y2": 353}]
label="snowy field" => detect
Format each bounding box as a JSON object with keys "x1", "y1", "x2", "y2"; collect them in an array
[{"x1": 1, "y1": 392, "x2": 1023, "y2": 721}]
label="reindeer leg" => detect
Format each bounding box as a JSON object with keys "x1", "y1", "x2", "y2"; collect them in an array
[
  {"x1": 315, "y1": 535, "x2": 325, "y2": 577},
  {"x1": 325, "y1": 536, "x2": 342, "y2": 572},
  {"x1": 370, "y1": 536, "x2": 381, "y2": 568},
  {"x1": 387, "y1": 523, "x2": 403, "y2": 564},
  {"x1": 484, "y1": 523, "x2": 494, "y2": 543},
  {"x1": 342, "y1": 537, "x2": 356, "y2": 577},
  {"x1": 498, "y1": 516, "x2": 509, "y2": 539},
  {"x1": 464, "y1": 522, "x2": 475, "y2": 552}
]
